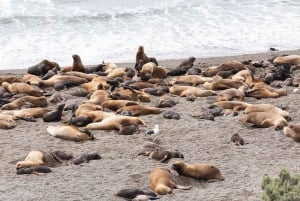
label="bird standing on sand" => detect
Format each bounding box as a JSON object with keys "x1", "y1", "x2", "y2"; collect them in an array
[{"x1": 145, "y1": 124, "x2": 159, "y2": 136}]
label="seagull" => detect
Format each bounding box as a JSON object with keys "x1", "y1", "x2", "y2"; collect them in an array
[{"x1": 145, "y1": 124, "x2": 159, "y2": 136}]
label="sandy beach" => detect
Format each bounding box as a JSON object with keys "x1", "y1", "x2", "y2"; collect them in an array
[{"x1": 1, "y1": 49, "x2": 300, "y2": 201}]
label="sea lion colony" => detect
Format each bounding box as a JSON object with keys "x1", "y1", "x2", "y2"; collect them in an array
[{"x1": 0, "y1": 46, "x2": 300, "y2": 200}]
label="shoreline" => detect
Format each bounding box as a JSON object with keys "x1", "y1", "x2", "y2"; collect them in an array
[{"x1": 1, "y1": 49, "x2": 300, "y2": 75}]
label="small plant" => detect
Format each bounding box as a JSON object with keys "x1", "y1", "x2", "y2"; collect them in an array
[{"x1": 261, "y1": 169, "x2": 300, "y2": 201}]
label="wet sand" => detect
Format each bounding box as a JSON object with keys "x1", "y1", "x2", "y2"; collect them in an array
[{"x1": 1, "y1": 49, "x2": 300, "y2": 201}]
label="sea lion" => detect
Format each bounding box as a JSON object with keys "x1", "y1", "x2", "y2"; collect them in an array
[
  {"x1": 111, "y1": 88, "x2": 151, "y2": 102},
  {"x1": 0, "y1": 113, "x2": 17, "y2": 129},
  {"x1": 17, "y1": 165, "x2": 52, "y2": 175},
  {"x1": 230, "y1": 133, "x2": 244, "y2": 145},
  {"x1": 86, "y1": 116, "x2": 147, "y2": 131},
  {"x1": 203, "y1": 61, "x2": 245, "y2": 77},
  {"x1": 49, "y1": 92, "x2": 64, "y2": 104},
  {"x1": 75, "y1": 102, "x2": 103, "y2": 116},
  {"x1": 107, "y1": 67, "x2": 127, "y2": 79},
  {"x1": 116, "y1": 188, "x2": 157, "y2": 200},
  {"x1": 143, "y1": 86, "x2": 169, "y2": 96},
  {"x1": 245, "y1": 83, "x2": 287, "y2": 99},
  {"x1": 137, "y1": 141, "x2": 163, "y2": 156},
  {"x1": 169, "y1": 75, "x2": 213, "y2": 86},
  {"x1": 149, "y1": 167, "x2": 192, "y2": 195},
  {"x1": 135, "y1": 46, "x2": 158, "y2": 70},
  {"x1": 244, "y1": 103, "x2": 291, "y2": 120},
  {"x1": 187, "y1": 67, "x2": 201, "y2": 75},
  {"x1": 72, "y1": 153, "x2": 101, "y2": 165},
  {"x1": 167, "y1": 57, "x2": 196, "y2": 76},
  {"x1": 2, "y1": 82, "x2": 43, "y2": 97},
  {"x1": 169, "y1": 85, "x2": 216, "y2": 97},
  {"x1": 157, "y1": 96, "x2": 177, "y2": 108},
  {"x1": 84, "y1": 90, "x2": 111, "y2": 105},
  {"x1": 47, "y1": 124, "x2": 95, "y2": 141},
  {"x1": 191, "y1": 105, "x2": 223, "y2": 121},
  {"x1": 118, "y1": 123, "x2": 140, "y2": 135},
  {"x1": 39, "y1": 74, "x2": 88, "y2": 88},
  {"x1": 216, "y1": 87, "x2": 246, "y2": 102},
  {"x1": 101, "y1": 100, "x2": 138, "y2": 111},
  {"x1": 80, "y1": 76, "x2": 110, "y2": 92},
  {"x1": 239, "y1": 112, "x2": 288, "y2": 130},
  {"x1": 214, "y1": 101, "x2": 250, "y2": 114},
  {"x1": 27, "y1": 59, "x2": 60, "y2": 77},
  {"x1": 273, "y1": 55, "x2": 300, "y2": 65},
  {"x1": 62, "y1": 54, "x2": 85, "y2": 72},
  {"x1": 162, "y1": 110, "x2": 180, "y2": 120},
  {"x1": 22, "y1": 74, "x2": 42, "y2": 86},
  {"x1": 203, "y1": 79, "x2": 246, "y2": 90},
  {"x1": 1, "y1": 107, "x2": 51, "y2": 118},
  {"x1": 0, "y1": 75, "x2": 21, "y2": 84},
  {"x1": 231, "y1": 69, "x2": 253, "y2": 82},
  {"x1": 116, "y1": 105, "x2": 162, "y2": 116},
  {"x1": 43, "y1": 103, "x2": 65, "y2": 122},
  {"x1": 172, "y1": 161, "x2": 224, "y2": 181},
  {"x1": 149, "y1": 150, "x2": 184, "y2": 163},
  {"x1": 63, "y1": 71, "x2": 97, "y2": 81},
  {"x1": 283, "y1": 123, "x2": 300, "y2": 142},
  {"x1": 1, "y1": 95, "x2": 48, "y2": 110},
  {"x1": 68, "y1": 116, "x2": 93, "y2": 127}
]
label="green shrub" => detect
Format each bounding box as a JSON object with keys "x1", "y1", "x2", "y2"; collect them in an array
[{"x1": 261, "y1": 169, "x2": 300, "y2": 201}]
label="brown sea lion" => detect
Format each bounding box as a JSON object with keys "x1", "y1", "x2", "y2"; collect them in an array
[
  {"x1": 61, "y1": 54, "x2": 85, "y2": 72},
  {"x1": 22, "y1": 74, "x2": 42, "y2": 86},
  {"x1": 107, "y1": 67, "x2": 127, "y2": 79},
  {"x1": 239, "y1": 112, "x2": 288, "y2": 130},
  {"x1": 86, "y1": 116, "x2": 147, "y2": 131},
  {"x1": 40, "y1": 74, "x2": 88, "y2": 88},
  {"x1": 150, "y1": 167, "x2": 192, "y2": 195},
  {"x1": 169, "y1": 85, "x2": 216, "y2": 97},
  {"x1": 216, "y1": 87, "x2": 246, "y2": 102},
  {"x1": 1, "y1": 107, "x2": 51, "y2": 118},
  {"x1": 245, "y1": 83, "x2": 287, "y2": 98},
  {"x1": 84, "y1": 90, "x2": 111, "y2": 105},
  {"x1": 244, "y1": 103, "x2": 291, "y2": 120},
  {"x1": 43, "y1": 103, "x2": 65, "y2": 122},
  {"x1": 80, "y1": 76, "x2": 110, "y2": 92},
  {"x1": 2, "y1": 82, "x2": 43, "y2": 97},
  {"x1": 230, "y1": 133, "x2": 244, "y2": 145},
  {"x1": 231, "y1": 69, "x2": 253, "y2": 82},
  {"x1": 0, "y1": 113, "x2": 17, "y2": 129},
  {"x1": 214, "y1": 101, "x2": 250, "y2": 114},
  {"x1": 135, "y1": 46, "x2": 158, "y2": 71},
  {"x1": 63, "y1": 71, "x2": 97, "y2": 81},
  {"x1": 137, "y1": 141, "x2": 163, "y2": 156},
  {"x1": 0, "y1": 75, "x2": 21, "y2": 84},
  {"x1": 283, "y1": 123, "x2": 300, "y2": 142},
  {"x1": 75, "y1": 103, "x2": 103, "y2": 116},
  {"x1": 273, "y1": 55, "x2": 300, "y2": 65},
  {"x1": 169, "y1": 75, "x2": 213, "y2": 86},
  {"x1": 202, "y1": 61, "x2": 245, "y2": 77},
  {"x1": 149, "y1": 150, "x2": 184, "y2": 162},
  {"x1": 27, "y1": 59, "x2": 60, "y2": 76},
  {"x1": 47, "y1": 124, "x2": 95, "y2": 141},
  {"x1": 111, "y1": 88, "x2": 150, "y2": 102},
  {"x1": 116, "y1": 105, "x2": 162, "y2": 116},
  {"x1": 172, "y1": 161, "x2": 224, "y2": 181},
  {"x1": 203, "y1": 79, "x2": 246, "y2": 90},
  {"x1": 1, "y1": 95, "x2": 48, "y2": 110},
  {"x1": 101, "y1": 100, "x2": 138, "y2": 111}
]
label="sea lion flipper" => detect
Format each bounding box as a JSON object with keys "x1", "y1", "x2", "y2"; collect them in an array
[{"x1": 176, "y1": 185, "x2": 192, "y2": 190}]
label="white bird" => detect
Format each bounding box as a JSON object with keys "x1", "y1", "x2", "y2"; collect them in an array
[{"x1": 145, "y1": 124, "x2": 159, "y2": 136}]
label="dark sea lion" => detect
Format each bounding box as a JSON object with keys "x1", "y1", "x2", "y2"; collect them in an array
[
  {"x1": 167, "y1": 57, "x2": 196, "y2": 76},
  {"x1": 69, "y1": 116, "x2": 93, "y2": 127},
  {"x1": 72, "y1": 153, "x2": 101, "y2": 165},
  {"x1": 150, "y1": 167, "x2": 192, "y2": 195},
  {"x1": 43, "y1": 103, "x2": 65, "y2": 122},
  {"x1": 116, "y1": 188, "x2": 157, "y2": 200},
  {"x1": 157, "y1": 96, "x2": 177, "y2": 108},
  {"x1": 119, "y1": 123, "x2": 139, "y2": 135},
  {"x1": 27, "y1": 59, "x2": 60, "y2": 77},
  {"x1": 172, "y1": 161, "x2": 224, "y2": 181},
  {"x1": 162, "y1": 111, "x2": 180, "y2": 120},
  {"x1": 230, "y1": 133, "x2": 244, "y2": 145},
  {"x1": 149, "y1": 150, "x2": 184, "y2": 162},
  {"x1": 17, "y1": 165, "x2": 52, "y2": 175},
  {"x1": 143, "y1": 86, "x2": 169, "y2": 96}
]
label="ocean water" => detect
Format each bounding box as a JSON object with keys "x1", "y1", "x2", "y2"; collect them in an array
[{"x1": 0, "y1": 0, "x2": 299, "y2": 70}]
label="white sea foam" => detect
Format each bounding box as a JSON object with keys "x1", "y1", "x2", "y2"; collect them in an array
[{"x1": 0, "y1": 0, "x2": 299, "y2": 69}]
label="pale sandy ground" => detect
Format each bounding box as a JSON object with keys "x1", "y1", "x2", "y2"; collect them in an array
[{"x1": 1, "y1": 49, "x2": 300, "y2": 201}]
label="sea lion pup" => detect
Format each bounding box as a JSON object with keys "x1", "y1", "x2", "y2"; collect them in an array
[
  {"x1": 0, "y1": 75, "x2": 21, "y2": 84},
  {"x1": 137, "y1": 141, "x2": 163, "y2": 156},
  {"x1": 49, "y1": 92, "x2": 64, "y2": 104},
  {"x1": 149, "y1": 167, "x2": 192, "y2": 195},
  {"x1": 239, "y1": 112, "x2": 288, "y2": 130},
  {"x1": 1, "y1": 107, "x2": 51, "y2": 118},
  {"x1": 17, "y1": 165, "x2": 52, "y2": 175},
  {"x1": 1, "y1": 95, "x2": 48, "y2": 110},
  {"x1": 43, "y1": 103, "x2": 65, "y2": 122},
  {"x1": 72, "y1": 153, "x2": 101, "y2": 165},
  {"x1": 80, "y1": 76, "x2": 109, "y2": 92},
  {"x1": 0, "y1": 113, "x2": 17, "y2": 129},
  {"x1": 111, "y1": 87, "x2": 151, "y2": 102},
  {"x1": 187, "y1": 66, "x2": 201, "y2": 75},
  {"x1": 47, "y1": 124, "x2": 95, "y2": 142},
  {"x1": 157, "y1": 96, "x2": 177, "y2": 108},
  {"x1": 22, "y1": 74, "x2": 42, "y2": 86},
  {"x1": 2, "y1": 82, "x2": 43, "y2": 97},
  {"x1": 162, "y1": 110, "x2": 180, "y2": 120},
  {"x1": 101, "y1": 100, "x2": 138, "y2": 111},
  {"x1": 27, "y1": 59, "x2": 60, "y2": 77},
  {"x1": 116, "y1": 105, "x2": 162, "y2": 116},
  {"x1": 273, "y1": 55, "x2": 300, "y2": 65},
  {"x1": 203, "y1": 79, "x2": 246, "y2": 90},
  {"x1": 118, "y1": 123, "x2": 140, "y2": 135},
  {"x1": 216, "y1": 86, "x2": 246, "y2": 102},
  {"x1": 283, "y1": 123, "x2": 300, "y2": 142},
  {"x1": 143, "y1": 86, "x2": 169, "y2": 96},
  {"x1": 169, "y1": 85, "x2": 217, "y2": 97},
  {"x1": 214, "y1": 101, "x2": 250, "y2": 115},
  {"x1": 86, "y1": 116, "x2": 147, "y2": 131},
  {"x1": 169, "y1": 75, "x2": 213, "y2": 86},
  {"x1": 116, "y1": 188, "x2": 158, "y2": 200},
  {"x1": 191, "y1": 105, "x2": 223, "y2": 121},
  {"x1": 84, "y1": 90, "x2": 111, "y2": 105},
  {"x1": 171, "y1": 161, "x2": 224, "y2": 181},
  {"x1": 230, "y1": 133, "x2": 244, "y2": 145},
  {"x1": 244, "y1": 103, "x2": 291, "y2": 120},
  {"x1": 149, "y1": 150, "x2": 184, "y2": 163},
  {"x1": 202, "y1": 61, "x2": 246, "y2": 77}
]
